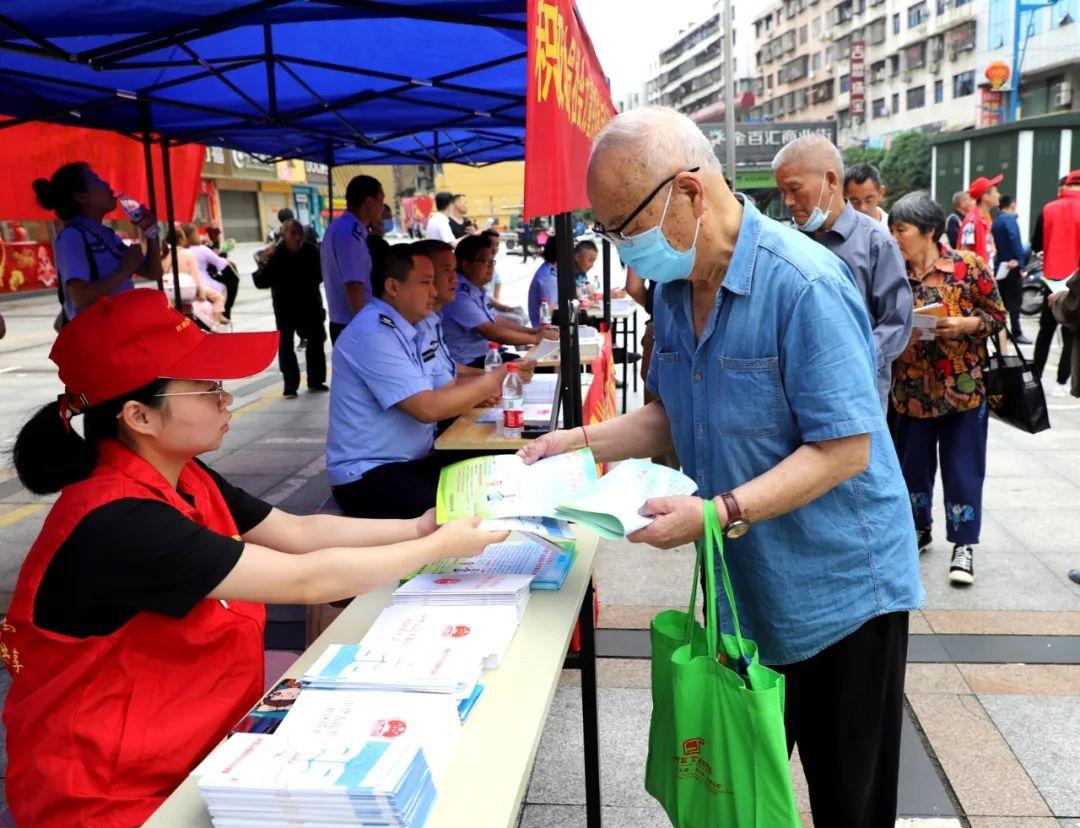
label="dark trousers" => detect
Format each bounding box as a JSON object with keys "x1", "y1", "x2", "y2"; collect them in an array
[
  {"x1": 215, "y1": 265, "x2": 240, "y2": 319},
  {"x1": 278, "y1": 317, "x2": 326, "y2": 394},
  {"x1": 332, "y1": 455, "x2": 447, "y2": 519},
  {"x1": 1033, "y1": 298, "x2": 1075, "y2": 385},
  {"x1": 895, "y1": 404, "x2": 988, "y2": 545},
  {"x1": 329, "y1": 321, "x2": 347, "y2": 345},
  {"x1": 775, "y1": 611, "x2": 909, "y2": 828},
  {"x1": 996, "y1": 268, "x2": 1024, "y2": 336}
]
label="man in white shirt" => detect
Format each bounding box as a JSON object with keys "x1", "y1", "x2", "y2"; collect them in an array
[
  {"x1": 844, "y1": 163, "x2": 890, "y2": 227},
  {"x1": 321, "y1": 175, "x2": 385, "y2": 344},
  {"x1": 425, "y1": 191, "x2": 475, "y2": 247}
]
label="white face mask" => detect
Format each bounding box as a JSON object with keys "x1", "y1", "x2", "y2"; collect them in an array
[{"x1": 795, "y1": 172, "x2": 832, "y2": 233}]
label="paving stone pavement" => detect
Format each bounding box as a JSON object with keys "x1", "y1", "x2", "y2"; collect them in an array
[{"x1": 1, "y1": 246, "x2": 1079, "y2": 825}]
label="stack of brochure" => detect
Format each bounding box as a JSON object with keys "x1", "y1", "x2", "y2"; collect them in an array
[
  {"x1": 414, "y1": 538, "x2": 577, "y2": 590},
  {"x1": 301, "y1": 641, "x2": 482, "y2": 698},
  {"x1": 392, "y1": 573, "x2": 533, "y2": 620},
  {"x1": 196, "y1": 731, "x2": 436, "y2": 827},
  {"x1": 359, "y1": 603, "x2": 521, "y2": 669}
]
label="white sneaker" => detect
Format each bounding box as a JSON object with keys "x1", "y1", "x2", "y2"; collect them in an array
[
  {"x1": 949, "y1": 545, "x2": 975, "y2": 585},
  {"x1": 1050, "y1": 383, "x2": 1071, "y2": 398}
]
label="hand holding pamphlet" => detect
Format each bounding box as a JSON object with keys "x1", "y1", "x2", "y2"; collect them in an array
[{"x1": 912, "y1": 302, "x2": 947, "y2": 340}]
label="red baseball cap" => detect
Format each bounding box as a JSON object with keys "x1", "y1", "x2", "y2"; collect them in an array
[
  {"x1": 1065, "y1": 169, "x2": 1080, "y2": 186},
  {"x1": 50, "y1": 289, "x2": 279, "y2": 411},
  {"x1": 967, "y1": 174, "x2": 1003, "y2": 201}
]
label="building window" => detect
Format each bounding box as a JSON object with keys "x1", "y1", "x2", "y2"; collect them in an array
[
  {"x1": 869, "y1": 18, "x2": 887, "y2": 43},
  {"x1": 893, "y1": 12, "x2": 901, "y2": 33},
  {"x1": 987, "y1": 0, "x2": 1009, "y2": 48},
  {"x1": 1051, "y1": 0, "x2": 1077, "y2": 25},
  {"x1": 936, "y1": 0, "x2": 946, "y2": 13},
  {"x1": 840, "y1": 74, "x2": 850, "y2": 93},
  {"x1": 892, "y1": 91, "x2": 901, "y2": 112},
  {"x1": 905, "y1": 42, "x2": 927, "y2": 69},
  {"x1": 812, "y1": 15, "x2": 822, "y2": 33},
  {"x1": 800, "y1": 25, "x2": 808, "y2": 44},
  {"x1": 812, "y1": 51, "x2": 822, "y2": 71},
  {"x1": 907, "y1": 85, "x2": 926, "y2": 109},
  {"x1": 872, "y1": 97, "x2": 886, "y2": 117},
  {"x1": 890, "y1": 54, "x2": 901, "y2": 76},
  {"x1": 952, "y1": 69, "x2": 975, "y2": 97},
  {"x1": 934, "y1": 79, "x2": 944, "y2": 102},
  {"x1": 908, "y1": 2, "x2": 928, "y2": 26}
]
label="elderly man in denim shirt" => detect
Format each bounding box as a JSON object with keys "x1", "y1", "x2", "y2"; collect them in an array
[
  {"x1": 520, "y1": 107, "x2": 922, "y2": 828},
  {"x1": 774, "y1": 135, "x2": 913, "y2": 411}
]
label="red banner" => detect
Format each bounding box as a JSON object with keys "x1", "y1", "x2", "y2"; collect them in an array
[
  {"x1": 849, "y1": 40, "x2": 866, "y2": 118},
  {"x1": 0, "y1": 121, "x2": 204, "y2": 223},
  {"x1": 0, "y1": 242, "x2": 58, "y2": 296},
  {"x1": 525, "y1": 0, "x2": 616, "y2": 218},
  {"x1": 582, "y1": 331, "x2": 617, "y2": 474}
]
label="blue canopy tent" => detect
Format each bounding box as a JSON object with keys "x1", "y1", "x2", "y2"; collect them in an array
[{"x1": 0, "y1": 5, "x2": 605, "y2": 822}]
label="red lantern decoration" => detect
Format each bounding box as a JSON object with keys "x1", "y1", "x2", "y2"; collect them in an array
[{"x1": 985, "y1": 61, "x2": 1011, "y2": 90}]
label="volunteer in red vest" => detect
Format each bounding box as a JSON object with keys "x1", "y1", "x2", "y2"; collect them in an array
[
  {"x1": 959, "y1": 174, "x2": 1002, "y2": 266},
  {"x1": 2, "y1": 290, "x2": 503, "y2": 828},
  {"x1": 1032, "y1": 169, "x2": 1080, "y2": 391}
]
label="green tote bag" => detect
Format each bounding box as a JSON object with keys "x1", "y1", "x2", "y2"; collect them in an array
[{"x1": 644, "y1": 500, "x2": 801, "y2": 827}]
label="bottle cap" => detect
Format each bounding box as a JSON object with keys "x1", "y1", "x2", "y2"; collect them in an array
[
  {"x1": 507, "y1": 363, "x2": 519, "y2": 372},
  {"x1": 488, "y1": 342, "x2": 499, "y2": 350}
]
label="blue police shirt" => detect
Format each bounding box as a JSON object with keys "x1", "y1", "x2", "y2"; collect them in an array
[
  {"x1": 441, "y1": 277, "x2": 496, "y2": 364},
  {"x1": 645, "y1": 197, "x2": 923, "y2": 666},
  {"x1": 320, "y1": 211, "x2": 372, "y2": 326},
  {"x1": 54, "y1": 216, "x2": 134, "y2": 320},
  {"x1": 325, "y1": 298, "x2": 434, "y2": 485},
  {"x1": 416, "y1": 311, "x2": 456, "y2": 389},
  {"x1": 527, "y1": 262, "x2": 559, "y2": 326}
]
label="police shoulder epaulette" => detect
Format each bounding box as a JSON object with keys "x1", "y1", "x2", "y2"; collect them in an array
[
  {"x1": 352, "y1": 225, "x2": 365, "y2": 241},
  {"x1": 378, "y1": 314, "x2": 397, "y2": 329},
  {"x1": 421, "y1": 346, "x2": 437, "y2": 361}
]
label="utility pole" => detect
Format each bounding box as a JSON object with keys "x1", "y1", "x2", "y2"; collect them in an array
[
  {"x1": 1010, "y1": 0, "x2": 1059, "y2": 122},
  {"x1": 723, "y1": 0, "x2": 737, "y2": 185}
]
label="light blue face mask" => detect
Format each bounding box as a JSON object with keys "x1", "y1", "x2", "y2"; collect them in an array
[
  {"x1": 612, "y1": 185, "x2": 701, "y2": 284},
  {"x1": 796, "y1": 172, "x2": 832, "y2": 233}
]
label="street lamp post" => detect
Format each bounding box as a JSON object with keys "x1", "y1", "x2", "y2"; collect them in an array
[{"x1": 1009, "y1": 0, "x2": 1059, "y2": 122}]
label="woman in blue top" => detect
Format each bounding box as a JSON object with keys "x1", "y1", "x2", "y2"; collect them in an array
[{"x1": 34, "y1": 162, "x2": 162, "y2": 322}]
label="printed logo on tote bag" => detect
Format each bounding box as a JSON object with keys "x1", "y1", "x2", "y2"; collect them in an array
[{"x1": 675, "y1": 737, "x2": 730, "y2": 797}]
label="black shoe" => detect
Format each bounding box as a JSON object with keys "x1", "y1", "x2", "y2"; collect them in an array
[
  {"x1": 283, "y1": 390, "x2": 298, "y2": 399},
  {"x1": 297, "y1": 338, "x2": 308, "y2": 352},
  {"x1": 1012, "y1": 333, "x2": 1032, "y2": 345},
  {"x1": 1069, "y1": 569, "x2": 1080, "y2": 586},
  {"x1": 949, "y1": 545, "x2": 975, "y2": 585},
  {"x1": 308, "y1": 383, "x2": 330, "y2": 392},
  {"x1": 916, "y1": 527, "x2": 932, "y2": 554}
]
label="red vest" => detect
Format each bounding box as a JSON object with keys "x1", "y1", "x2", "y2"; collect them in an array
[
  {"x1": 1042, "y1": 190, "x2": 1080, "y2": 282},
  {"x1": 1, "y1": 441, "x2": 265, "y2": 828},
  {"x1": 959, "y1": 207, "x2": 993, "y2": 266}
]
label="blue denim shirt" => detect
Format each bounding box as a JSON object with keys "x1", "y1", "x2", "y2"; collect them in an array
[{"x1": 646, "y1": 198, "x2": 923, "y2": 665}]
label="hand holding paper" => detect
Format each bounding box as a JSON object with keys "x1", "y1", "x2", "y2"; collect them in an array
[{"x1": 627, "y1": 495, "x2": 707, "y2": 549}]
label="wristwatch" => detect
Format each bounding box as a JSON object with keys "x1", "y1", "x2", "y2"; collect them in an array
[{"x1": 718, "y1": 492, "x2": 750, "y2": 539}]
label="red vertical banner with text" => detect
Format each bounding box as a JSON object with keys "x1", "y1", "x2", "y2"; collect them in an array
[
  {"x1": 849, "y1": 40, "x2": 866, "y2": 118},
  {"x1": 525, "y1": 0, "x2": 616, "y2": 218}
]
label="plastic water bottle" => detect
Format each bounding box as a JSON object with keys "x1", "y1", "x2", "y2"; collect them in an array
[
  {"x1": 539, "y1": 297, "x2": 552, "y2": 325},
  {"x1": 499, "y1": 363, "x2": 524, "y2": 438},
  {"x1": 484, "y1": 342, "x2": 503, "y2": 372},
  {"x1": 117, "y1": 192, "x2": 159, "y2": 239}
]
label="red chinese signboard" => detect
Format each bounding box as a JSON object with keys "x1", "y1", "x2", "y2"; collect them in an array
[
  {"x1": 978, "y1": 88, "x2": 1005, "y2": 128},
  {"x1": 849, "y1": 40, "x2": 866, "y2": 118},
  {"x1": 0, "y1": 242, "x2": 58, "y2": 296},
  {"x1": 525, "y1": 0, "x2": 616, "y2": 218}
]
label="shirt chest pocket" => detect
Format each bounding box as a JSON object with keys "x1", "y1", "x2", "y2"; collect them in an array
[{"x1": 714, "y1": 356, "x2": 781, "y2": 437}]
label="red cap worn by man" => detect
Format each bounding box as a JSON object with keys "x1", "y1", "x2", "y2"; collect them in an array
[
  {"x1": 1040, "y1": 169, "x2": 1080, "y2": 283},
  {"x1": 958, "y1": 173, "x2": 1003, "y2": 266}
]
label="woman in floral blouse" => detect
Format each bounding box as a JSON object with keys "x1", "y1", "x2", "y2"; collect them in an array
[{"x1": 889, "y1": 192, "x2": 1006, "y2": 587}]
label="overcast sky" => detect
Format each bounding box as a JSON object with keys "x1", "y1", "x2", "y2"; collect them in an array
[{"x1": 574, "y1": 0, "x2": 717, "y2": 102}]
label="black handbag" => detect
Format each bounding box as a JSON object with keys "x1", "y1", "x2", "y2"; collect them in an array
[{"x1": 983, "y1": 332, "x2": 1051, "y2": 434}]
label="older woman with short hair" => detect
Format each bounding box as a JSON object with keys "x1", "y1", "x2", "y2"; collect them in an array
[{"x1": 888, "y1": 192, "x2": 1006, "y2": 586}]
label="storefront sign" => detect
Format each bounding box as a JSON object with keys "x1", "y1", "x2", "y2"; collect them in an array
[
  {"x1": 977, "y1": 88, "x2": 1004, "y2": 128},
  {"x1": 0, "y1": 241, "x2": 57, "y2": 295},
  {"x1": 698, "y1": 121, "x2": 838, "y2": 165},
  {"x1": 230, "y1": 150, "x2": 277, "y2": 179},
  {"x1": 849, "y1": 40, "x2": 866, "y2": 118},
  {"x1": 276, "y1": 160, "x2": 307, "y2": 183},
  {"x1": 304, "y1": 161, "x2": 329, "y2": 185}
]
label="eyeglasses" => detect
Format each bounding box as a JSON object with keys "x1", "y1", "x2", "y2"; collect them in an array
[
  {"x1": 473, "y1": 257, "x2": 496, "y2": 266},
  {"x1": 154, "y1": 381, "x2": 229, "y2": 406},
  {"x1": 592, "y1": 167, "x2": 700, "y2": 243}
]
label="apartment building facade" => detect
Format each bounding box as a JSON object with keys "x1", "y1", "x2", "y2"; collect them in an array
[
  {"x1": 645, "y1": 2, "x2": 756, "y2": 118},
  {"x1": 750, "y1": 0, "x2": 983, "y2": 146}
]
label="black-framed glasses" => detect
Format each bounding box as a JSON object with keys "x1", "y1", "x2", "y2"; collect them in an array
[{"x1": 592, "y1": 167, "x2": 700, "y2": 242}]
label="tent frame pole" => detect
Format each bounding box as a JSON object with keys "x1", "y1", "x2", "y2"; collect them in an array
[
  {"x1": 140, "y1": 103, "x2": 163, "y2": 293},
  {"x1": 554, "y1": 212, "x2": 582, "y2": 428},
  {"x1": 160, "y1": 137, "x2": 183, "y2": 313},
  {"x1": 326, "y1": 142, "x2": 335, "y2": 224},
  {"x1": 601, "y1": 239, "x2": 611, "y2": 329}
]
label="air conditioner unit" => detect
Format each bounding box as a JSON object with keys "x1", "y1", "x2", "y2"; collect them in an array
[
  {"x1": 948, "y1": 44, "x2": 958, "y2": 60},
  {"x1": 1056, "y1": 81, "x2": 1074, "y2": 107},
  {"x1": 902, "y1": 72, "x2": 913, "y2": 82},
  {"x1": 809, "y1": 70, "x2": 817, "y2": 80},
  {"x1": 930, "y1": 60, "x2": 941, "y2": 73}
]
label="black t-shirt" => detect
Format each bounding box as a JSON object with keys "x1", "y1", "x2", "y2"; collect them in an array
[
  {"x1": 448, "y1": 216, "x2": 468, "y2": 239},
  {"x1": 34, "y1": 464, "x2": 273, "y2": 639}
]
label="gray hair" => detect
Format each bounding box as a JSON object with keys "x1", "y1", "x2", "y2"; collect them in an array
[
  {"x1": 771, "y1": 134, "x2": 844, "y2": 179},
  {"x1": 951, "y1": 190, "x2": 969, "y2": 208},
  {"x1": 590, "y1": 106, "x2": 722, "y2": 181},
  {"x1": 887, "y1": 191, "x2": 945, "y2": 239}
]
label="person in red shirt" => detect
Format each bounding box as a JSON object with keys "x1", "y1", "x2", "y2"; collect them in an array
[
  {"x1": 958, "y1": 174, "x2": 1002, "y2": 266},
  {"x1": 1032, "y1": 169, "x2": 1080, "y2": 390},
  {"x1": 2, "y1": 290, "x2": 503, "y2": 828}
]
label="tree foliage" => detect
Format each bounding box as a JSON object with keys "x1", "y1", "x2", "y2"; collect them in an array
[{"x1": 841, "y1": 131, "x2": 932, "y2": 209}]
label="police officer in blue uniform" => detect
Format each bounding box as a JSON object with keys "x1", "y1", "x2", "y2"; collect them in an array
[
  {"x1": 326, "y1": 244, "x2": 509, "y2": 518},
  {"x1": 441, "y1": 235, "x2": 557, "y2": 368}
]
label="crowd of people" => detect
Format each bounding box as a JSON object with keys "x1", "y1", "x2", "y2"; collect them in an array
[{"x1": 6, "y1": 107, "x2": 1080, "y2": 827}]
